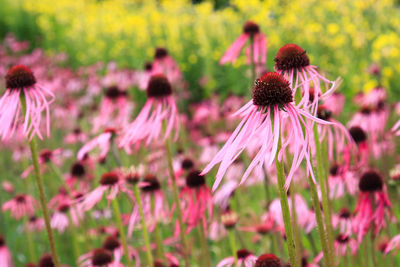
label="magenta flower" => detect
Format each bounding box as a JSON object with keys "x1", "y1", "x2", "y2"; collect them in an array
[
  {"x1": 274, "y1": 44, "x2": 339, "y2": 113},
  {"x1": 127, "y1": 174, "x2": 169, "y2": 236},
  {"x1": 92, "y1": 86, "x2": 133, "y2": 133},
  {"x1": 0, "y1": 65, "x2": 54, "y2": 140},
  {"x1": 332, "y1": 208, "x2": 353, "y2": 235},
  {"x1": 384, "y1": 234, "x2": 400, "y2": 254},
  {"x1": 136, "y1": 62, "x2": 153, "y2": 91},
  {"x1": 392, "y1": 119, "x2": 400, "y2": 136},
  {"x1": 217, "y1": 249, "x2": 257, "y2": 267},
  {"x1": 119, "y1": 74, "x2": 179, "y2": 152},
  {"x1": 202, "y1": 72, "x2": 330, "y2": 191},
  {"x1": 2, "y1": 194, "x2": 37, "y2": 220},
  {"x1": 79, "y1": 248, "x2": 120, "y2": 267},
  {"x1": 177, "y1": 170, "x2": 213, "y2": 234},
  {"x1": 323, "y1": 92, "x2": 345, "y2": 116},
  {"x1": 79, "y1": 171, "x2": 125, "y2": 212},
  {"x1": 254, "y1": 254, "x2": 282, "y2": 267},
  {"x1": 334, "y1": 234, "x2": 359, "y2": 256},
  {"x1": 78, "y1": 128, "x2": 116, "y2": 162},
  {"x1": 102, "y1": 235, "x2": 123, "y2": 266},
  {"x1": 0, "y1": 236, "x2": 13, "y2": 267},
  {"x1": 152, "y1": 47, "x2": 182, "y2": 84},
  {"x1": 352, "y1": 170, "x2": 392, "y2": 243},
  {"x1": 220, "y1": 21, "x2": 267, "y2": 65}
]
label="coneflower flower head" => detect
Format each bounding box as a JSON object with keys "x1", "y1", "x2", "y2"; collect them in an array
[
  {"x1": 102, "y1": 235, "x2": 121, "y2": 251},
  {"x1": 274, "y1": 44, "x2": 339, "y2": 114},
  {"x1": 186, "y1": 170, "x2": 206, "y2": 188},
  {"x1": 120, "y1": 73, "x2": 179, "y2": 151},
  {"x1": 0, "y1": 64, "x2": 54, "y2": 140},
  {"x1": 38, "y1": 253, "x2": 54, "y2": 267},
  {"x1": 146, "y1": 74, "x2": 172, "y2": 98},
  {"x1": 141, "y1": 174, "x2": 161, "y2": 193},
  {"x1": 255, "y1": 254, "x2": 282, "y2": 267},
  {"x1": 252, "y1": 72, "x2": 293, "y2": 108},
  {"x1": 359, "y1": 170, "x2": 383, "y2": 193},
  {"x1": 70, "y1": 162, "x2": 86, "y2": 178},
  {"x1": 220, "y1": 21, "x2": 267, "y2": 65},
  {"x1": 91, "y1": 248, "x2": 113, "y2": 266},
  {"x1": 274, "y1": 44, "x2": 310, "y2": 72},
  {"x1": 100, "y1": 171, "x2": 120, "y2": 186},
  {"x1": 203, "y1": 72, "x2": 328, "y2": 191},
  {"x1": 349, "y1": 126, "x2": 367, "y2": 144}
]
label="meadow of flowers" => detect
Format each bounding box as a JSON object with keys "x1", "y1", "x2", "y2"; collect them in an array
[{"x1": 0, "y1": 0, "x2": 400, "y2": 267}]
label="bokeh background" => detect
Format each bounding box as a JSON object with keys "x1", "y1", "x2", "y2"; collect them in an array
[{"x1": 1, "y1": 0, "x2": 400, "y2": 101}]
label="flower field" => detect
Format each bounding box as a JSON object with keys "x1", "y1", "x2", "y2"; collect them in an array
[{"x1": 0, "y1": 0, "x2": 400, "y2": 267}]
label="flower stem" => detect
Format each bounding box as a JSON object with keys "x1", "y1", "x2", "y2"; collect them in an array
[
  {"x1": 28, "y1": 137, "x2": 60, "y2": 267},
  {"x1": 165, "y1": 137, "x2": 190, "y2": 267},
  {"x1": 151, "y1": 194, "x2": 164, "y2": 262},
  {"x1": 370, "y1": 231, "x2": 378, "y2": 267},
  {"x1": 24, "y1": 216, "x2": 36, "y2": 262},
  {"x1": 275, "y1": 135, "x2": 299, "y2": 267},
  {"x1": 313, "y1": 125, "x2": 335, "y2": 265},
  {"x1": 290, "y1": 185, "x2": 303, "y2": 265},
  {"x1": 198, "y1": 220, "x2": 211, "y2": 267},
  {"x1": 67, "y1": 211, "x2": 80, "y2": 262},
  {"x1": 307, "y1": 165, "x2": 331, "y2": 267},
  {"x1": 250, "y1": 35, "x2": 256, "y2": 83},
  {"x1": 228, "y1": 229, "x2": 239, "y2": 267},
  {"x1": 111, "y1": 197, "x2": 132, "y2": 266},
  {"x1": 133, "y1": 184, "x2": 154, "y2": 267}
]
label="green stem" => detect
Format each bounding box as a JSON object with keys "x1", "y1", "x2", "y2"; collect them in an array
[
  {"x1": 151, "y1": 194, "x2": 164, "y2": 262},
  {"x1": 370, "y1": 231, "x2": 378, "y2": 267},
  {"x1": 24, "y1": 216, "x2": 36, "y2": 262},
  {"x1": 307, "y1": 169, "x2": 331, "y2": 267},
  {"x1": 111, "y1": 198, "x2": 132, "y2": 266},
  {"x1": 313, "y1": 125, "x2": 335, "y2": 265},
  {"x1": 290, "y1": 185, "x2": 302, "y2": 265},
  {"x1": 29, "y1": 137, "x2": 60, "y2": 266},
  {"x1": 133, "y1": 185, "x2": 154, "y2": 266},
  {"x1": 67, "y1": 211, "x2": 80, "y2": 262},
  {"x1": 275, "y1": 131, "x2": 299, "y2": 267},
  {"x1": 228, "y1": 230, "x2": 239, "y2": 267},
  {"x1": 165, "y1": 137, "x2": 190, "y2": 267},
  {"x1": 363, "y1": 238, "x2": 370, "y2": 267},
  {"x1": 198, "y1": 220, "x2": 211, "y2": 267},
  {"x1": 250, "y1": 35, "x2": 256, "y2": 83}
]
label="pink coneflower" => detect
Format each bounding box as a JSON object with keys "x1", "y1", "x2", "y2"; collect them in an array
[
  {"x1": 78, "y1": 128, "x2": 117, "y2": 162},
  {"x1": 348, "y1": 126, "x2": 369, "y2": 169},
  {"x1": 217, "y1": 249, "x2": 257, "y2": 267},
  {"x1": 254, "y1": 254, "x2": 281, "y2": 267},
  {"x1": 2, "y1": 194, "x2": 37, "y2": 219},
  {"x1": 332, "y1": 208, "x2": 352, "y2": 235},
  {"x1": 384, "y1": 234, "x2": 400, "y2": 254},
  {"x1": 92, "y1": 86, "x2": 132, "y2": 133},
  {"x1": 0, "y1": 236, "x2": 13, "y2": 267},
  {"x1": 28, "y1": 215, "x2": 45, "y2": 232},
  {"x1": 220, "y1": 21, "x2": 267, "y2": 65},
  {"x1": 323, "y1": 92, "x2": 345, "y2": 116},
  {"x1": 392, "y1": 119, "x2": 400, "y2": 136},
  {"x1": 78, "y1": 248, "x2": 117, "y2": 267},
  {"x1": 128, "y1": 174, "x2": 168, "y2": 236},
  {"x1": 137, "y1": 62, "x2": 153, "y2": 90},
  {"x1": 274, "y1": 44, "x2": 338, "y2": 113},
  {"x1": 22, "y1": 148, "x2": 67, "y2": 178},
  {"x1": 334, "y1": 234, "x2": 358, "y2": 256},
  {"x1": 353, "y1": 170, "x2": 392, "y2": 242},
  {"x1": 328, "y1": 164, "x2": 358, "y2": 199},
  {"x1": 315, "y1": 105, "x2": 353, "y2": 162},
  {"x1": 50, "y1": 201, "x2": 83, "y2": 233},
  {"x1": 102, "y1": 235, "x2": 123, "y2": 266},
  {"x1": 202, "y1": 72, "x2": 330, "y2": 191},
  {"x1": 152, "y1": 48, "x2": 182, "y2": 84},
  {"x1": 64, "y1": 127, "x2": 88, "y2": 144},
  {"x1": 119, "y1": 74, "x2": 179, "y2": 151},
  {"x1": 177, "y1": 170, "x2": 213, "y2": 234},
  {"x1": 79, "y1": 171, "x2": 125, "y2": 212},
  {"x1": 0, "y1": 65, "x2": 54, "y2": 140}
]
